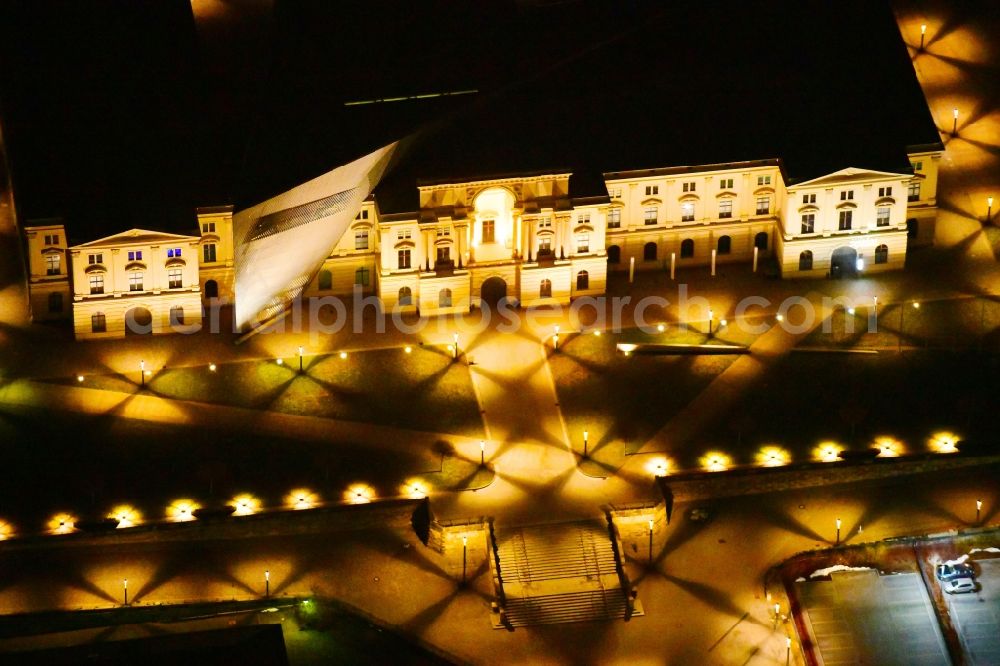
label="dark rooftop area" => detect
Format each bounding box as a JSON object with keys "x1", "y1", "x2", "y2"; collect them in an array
[{"x1": 0, "y1": 0, "x2": 940, "y2": 237}]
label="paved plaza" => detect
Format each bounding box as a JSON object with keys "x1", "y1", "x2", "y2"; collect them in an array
[{"x1": 946, "y1": 558, "x2": 1000, "y2": 666}]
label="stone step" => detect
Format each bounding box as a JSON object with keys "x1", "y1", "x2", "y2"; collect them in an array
[{"x1": 504, "y1": 589, "x2": 628, "y2": 627}]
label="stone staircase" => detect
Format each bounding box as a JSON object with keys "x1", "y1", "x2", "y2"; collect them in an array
[{"x1": 491, "y1": 520, "x2": 635, "y2": 627}]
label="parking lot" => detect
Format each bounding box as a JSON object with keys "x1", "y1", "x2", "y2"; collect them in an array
[
  {"x1": 946, "y1": 558, "x2": 1000, "y2": 666},
  {"x1": 796, "y1": 569, "x2": 949, "y2": 665}
]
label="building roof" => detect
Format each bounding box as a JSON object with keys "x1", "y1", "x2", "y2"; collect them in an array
[{"x1": 70, "y1": 228, "x2": 200, "y2": 250}]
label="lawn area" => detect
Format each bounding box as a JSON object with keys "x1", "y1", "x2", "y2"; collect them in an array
[
  {"x1": 549, "y1": 326, "x2": 752, "y2": 460},
  {"x1": 51, "y1": 346, "x2": 484, "y2": 438},
  {"x1": 801, "y1": 296, "x2": 1000, "y2": 351}
]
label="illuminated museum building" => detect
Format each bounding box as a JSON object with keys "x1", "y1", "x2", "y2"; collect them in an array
[{"x1": 23, "y1": 146, "x2": 940, "y2": 338}]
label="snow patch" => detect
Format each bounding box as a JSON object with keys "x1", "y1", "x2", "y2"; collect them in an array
[
  {"x1": 970, "y1": 547, "x2": 1000, "y2": 555},
  {"x1": 808, "y1": 565, "x2": 873, "y2": 579},
  {"x1": 944, "y1": 554, "x2": 970, "y2": 566}
]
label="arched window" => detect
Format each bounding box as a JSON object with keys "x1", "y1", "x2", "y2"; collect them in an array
[
  {"x1": 48, "y1": 291, "x2": 63, "y2": 313},
  {"x1": 875, "y1": 244, "x2": 889, "y2": 264},
  {"x1": 399, "y1": 286, "x2": 413, "y2": 306},
  {"x1": 91, "y1": 312, "x2": 106, "y2": 333},
  {"x1": 318, "y1": 270, "x2": 332, "y2": 291},
  {"x1": 439, "y1": 288, "x2": 452, "y2": 308},
  {"x1": 906, "y1": 218, "x2": 918, "y2": 239},
  {"x1": 680, "y1": 238, "x2": 694, "y2": 258},
  {"x1": 717, "y1": 235, "x2": 731, "y2": 255},
  {"x1": 204, "y1": 279, "x2": 219, "y2": 299},
  {"x1": 540, "y1": 279, "x2": 553, "y2": 298},
  {"x1": 170, "y1": 306, "x2": 185, "y2": 327},
  {"x1": 643, "y1": 242, "x2": 657, "y2": 261},
  {"x1": 576, "y1": 271, "x2": 589, "y2": 290},
  {"x1": 799, "y1": 250, "x2": 813, "y2": 271},
  {"x1": 608, "y1": 245, "x2": 621, "y2": 264},
  {"x1": 754, "y1": 232, "x2": 768, "y2": 251}
]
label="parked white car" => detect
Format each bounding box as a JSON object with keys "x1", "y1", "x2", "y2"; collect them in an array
[{"x1": 944, "y1": 578, "x2": 978, "y2": 594}]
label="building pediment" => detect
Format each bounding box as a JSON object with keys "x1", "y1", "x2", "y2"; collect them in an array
[
  {"x1": 874, "y1": 196, "x2": 896, "y2": 206},
  {"x1": 795, "y1": 167, "x2": 910, "y2": 188},
  {"x1": 640, "y1": 197, "x2": 662, "y2": 206},
  {"x1": 71, "y1": 228, "x2": 198, "y2": 250}
]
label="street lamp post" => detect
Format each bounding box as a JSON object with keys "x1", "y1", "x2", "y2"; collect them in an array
[
  {"x1": 836, "y1": 518, "x2": 842, "y2": 545},
  {"x1": 977, "y1": 499, "x2": 983, "y2": 524},
  {"x1": 648, "y1": 519, "x2": 654, "y2": 564},
  {"x1": 462, "y1": 536, "x2": 468, "y2": 584},
  {"x1": 298, "y1": 346, "x2": 304, "y2": 372},
  {"x1": 953, "y1": 108, "x2": 959, "y2": 135},
  {"x1": 453, "y1": 333, "x2": 459, "y2": 360},
  {"x1": 553, "y1": 325, "x2": 560, "y2": 350},
  {"x1": 123, "y1": 578, "x2": 128, "y2": 606},
  {"x1": 872, "y1": 296, "x2": 878, "y2": 330},
  {"x1": 920, "y1": 23, "x2": 926, "y2": 50},
  {"x1": 773, "y1": 602, "x2": 781, "y2": 630},
  {"x1": 708, "y1": 308, "x2": 714, "y2": 335},
  {"x1": 139, "y1": 360, "x2": 145, "y2": 387},
  {"x1": 786, "y1": 636, "x2": 792, "y2": 666},
  {"x1": 479, "y1": 440, "x2": 485, "y2": 466},
  {"x1": 988, "y1": 196, "x2": 994, "y2": 222},
  {"x1": 583, "y1": 430, "x2": 589, "y2": 458},
  {"x1": 265, "y1": 569, "x2": 270, "y2": 598}
]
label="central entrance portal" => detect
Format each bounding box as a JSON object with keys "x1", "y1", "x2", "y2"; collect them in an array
[
  {"x1": 830, "y1": 246, "x2": 858, "y2": 278},
  {"x1": 480, "y1": 276, "x2": 508, "y2": 310}
]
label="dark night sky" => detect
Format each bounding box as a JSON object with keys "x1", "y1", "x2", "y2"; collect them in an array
[{"x1": 0, "y1": 0, "x2": 940, "y2": 239}]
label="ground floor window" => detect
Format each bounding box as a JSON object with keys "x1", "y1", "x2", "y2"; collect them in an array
[
  {"x1": 318, "y1": 270, "x2": 332, "y2": 290},
  {"x1": 608, "y1": 245, "x2": 621, "y2": 264},
  {"x1": 717, "y1": 235, "x2": 731, "y2": 255},
  {"x1": 540, "y1": 279, "x2": 552, "y2": 298},
  {"x1": 48, "y1": 292, "x2": 63, "y2": 313},
  {"x1": 875, "y1": 244, "x2": 888, "y2": 264},
  {"x1": 91, "y1": 312, "x2": 107, "y2": 333},
  {"x1": 399, "y1": 286, "x2": 412, "y2": 305},
  {"x1": 643, "y1": 242, "x2": 657, "y2": 261},
  {"x1": 680, "y1": 239, "x2": 694, "y2": 258},
  {"x1": 355, "y1": 267, "x2": 370, "y2": 287},
  {"x1": 439, "y1": 288, "x2": 452, "y2": 308},
  {"x1": 576, "y1": 270, "x2": 589, "y2": 290},
  {"x1": 799, "y1": 250, "x2": 813, "y2": 271},
  {"x1": 170, "y1": 306, "x2": 185, "y2": 326},
  {"x1": 754, "y1": 232, "x2": 768, "y2": 251}
]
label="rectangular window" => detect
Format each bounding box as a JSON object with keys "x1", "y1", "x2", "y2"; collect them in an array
[
  {"x1": 718, "y1": 200, "x2": 733, "y2": 219},
  {"x1": 912, "y1": 161, "x2": 923, "y2": 171},
  {"x1": 201, "y1": 221, "x2": 216, "y2": 233},
  {"x1": 355, "y1": 230, "x2": 370, "y2": 250},
  {"x1": 878, "y1": 186, "x2": 893, "y2": 197},
  {"x1": 436, "y1": 246, "x2": 451, "y2": 262},
  {"x1": 91, "y1": 313, "x2": 106, "y2": 333},
  {"x1": 840, "y1": 190, "x2": 854, "y2": 201},
  {"x1": 757, "y1": 175, "x2": 771, "y2": 186},
  {"x1": 607, "y1": 208, "x2": 621, "y2": 229},
  {"x1": 355, "y1": 267, "x2": 370, "y2": 286},
  {"x1": 876, "y1": 206, "x2": 891, "y2": 227},
  {"x1": 608, "y1": 187, "x2": 622, "y2": 198},
  {"x1": 681, "y1": 203, "x2": 695, "y2": 222},
  {"x1": 802, "y1": 193, "x2": 816, "y2": 204},
  {"x1": 755, "y1": 196, "x2": 770, "y2": 215},
  {"x1": 577, "y1": 212, "x2": 591, "y2": 225},
  {"x1": 88, "y1": 253, "x2": 103, "y2": 265},
  {"x1": 89, "y1": 274, "x2": 104, "y2": 294},
  {"x1": 203, "y1": 243, "x2": 217, "y2": 263},
  {"x1": 436, "y1": 226, "x2": 451, "y2": 237},
  {"x1": 398, "y1": 248, "x2": 411, "y2": 269},
  {"x1": 45, "y1": 254, "x2": 60, "y2": 275},
  {"x1": 397, "y1": 229, "x2": 412, "y2": 240},
  {"x1": 838, "y1": 210, "x2": 853, "y2": 230},
  {"x1": 908, "y1": 183, "x2": 921, "y2": 201},
  {"x1": 127, "y1": 250, "x2": 142, "y2": 261},
  {"x1": 482, "y1": 219, "x2": 495, "y2": 243},
  {"x1": 355, "y1": 209, "x2": 369, "y2": 220},
  {"x1": 166, "y1": 248, "x2": 181, "y2": 258},
  {"x1": 538, "y1": 237, "x2": 552, "y2": 254},
  {"x1": 682, "y1": 182, "x2": 696, "y2": 193},
  {"x1": 801, "y1": 213, "x2": 815, "y2": 234},
  {"x1": 644, "y1": 207, "x2": 658, "y2": 225},
  {"x1": 44, "y1": 234, "x2": 59, "y2": 245},
  {"x1": 576, "y1": 233, "x2": 589, "y2": 254},
  {"x1": 129, "y1": 271, "x2": 144, "y2": 292},
  {"x1": 168, "y1": 268, "x2": 183, "y2": 289},
  {"x1": 720, "y1": 178, "x2": 734, "y2": 190},
  {"x1": 645, "y1": 185, "x2": 659, "y2": 196},
  {"x1": 537, "y1": 217, "x2": 552, "y2": 229}
]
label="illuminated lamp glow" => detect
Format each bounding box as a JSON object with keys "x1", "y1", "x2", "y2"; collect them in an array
[
  {"x1": 109, "y1": 505, "x2": 141, "y2": 529},
  {"x1": 76, "y1": 375, "x2": 84, "y2": 382},
  {"x1": 402, "y1": 479, "x2": 427, "y2": 499},
  {"x1": 286, "y1": 489, "x2": 318, "y2": 511},
  {"x1": 594, "y1": 330, "x2": 602, "y2": 336},
  {"x1": 775, "y1": 314, "x2": 784, "y2": 322},
  {"x1": 617, "y1": 343, "x2": 637, "y2": 356},
  {"x1": 757, "y1": 446, "x2": 789, "y2": 467},
  {"x1": 874, "y1": 437, "x2": 902, "y2": 458},
  {"x1": 231, "y1": 494, "x2": 261, "y2": 516},
  {"x1": 656, "y1": 324, "x2": 665, "y2": 333},
  {"x1": 700, "y1": 451, "x2": 730, "y2": 472},
  {"x1": 929, "y1": 431, "x2": 960, "y2": 454},
  {"x1": 856, "y1": 257, "x2": 865, "y2": 271},
  {"x1": 276, "y1": 358, "x2": 284, "y2": 366},
  {"x1": 814, "y1": 441, "x2": 843, "y2": 463},
  {"x1": 340, "y1": 352, "x2": 348, "y2": 359},
  {"x1": 167, "y1": 499, "x2": 200, "y2": 522},
  {"x1": 404, "y1": 346, "x2": 412, "y2": 354},
  {"x1": 645, "y1": 457, "x2": 671, "y2": 477},
  {"x1": 209, "y1": 363, "x2": 217, "y2": 372},
  {"x1": 346, "y1": 484, "x2": 374, "y2": 504},
  {"x1": 847, "y1": 307, "x2": 856, "y2": 315},
  {"x1": 0, "y1": 520, "x2": 13, "y2": 541},
  {"x1": 48, "y1": 513, "x2": 76, "y2": 534}
]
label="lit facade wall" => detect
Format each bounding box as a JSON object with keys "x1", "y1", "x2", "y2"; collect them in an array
[
  {"x1": 68, "y1": 229, "x2": 203, "y2": 339},
  {"x1": 777, "y1": 168, "x2": 912, "y2": 277},
  {"x1": 196, "y1": 205, "x2": 235, "y2": 303},
  {"x1": 22, "y1": 222, "x2": 70, "y2": 322},
  {"x1": 905, "y1": 150, "x2": 941, "y2": 246},
  {"x1": 603, "y1": 162, "x2": 785, "y2": 273},
  {"x1": 232, "y1": 142, "x2": 398, "y2": 330}
]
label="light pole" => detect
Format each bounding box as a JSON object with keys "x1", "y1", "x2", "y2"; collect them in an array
[
  {"x1": 899, "y1": 301, "x2": 919, "y2": 352},
  {"x1": 479, "y1": 440, "x2": 485, "y2": 466},
  {"x1": 773, "y1": 602, "x2": 780, "y2": 630},
  {"x1": 708, "y1": 308, "x2": 714, "y2": 335},
  {"x1": 453, "y1": 333, "x2": 459, "y2": 360},
  {"x1": 872, "y1": 296, "x2": 878, "y2": 330},
  {"x1": 648, "y1": 519, "x2": 654, "y2": 564},
  {"x1": 553, "y1": 325, "x2": 560, "y2": 350},
  {"x1": 139, "y1": 360, "x2": 145, "y2": 387},
  {"x1": 920, "y1": 23, "x2": 926, "y2": 50},
  {"x1": 836, "y1": 518, "x2": 842, "y2": 545},
  {"x1": 786, "y1": 636, "x2": 792, "y2": 666},
  {"x1": 462, "y1": 536, "x2": 468, "y2": 585},
  {"x1": 123, "y1": 578, "x2": 128, "y2": 606},
  {"x1": 977, "y1": 499, "x2": 983, "y2": 524},
  {"x1": 265, "y1": 569, "x2": 270, "y2": 598},
  {"x1": 952, "y1": 107, "x2": 959, "y2": 135},
  {"x1": 298, "y1": 346, "x2": 304, "y2": 372},
  {"x1": 583, "y1": 429, "x2": 589, "y2": 458},
  {"x1": 988, "y1": 196, "x2": 994, "y2": 222}
]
